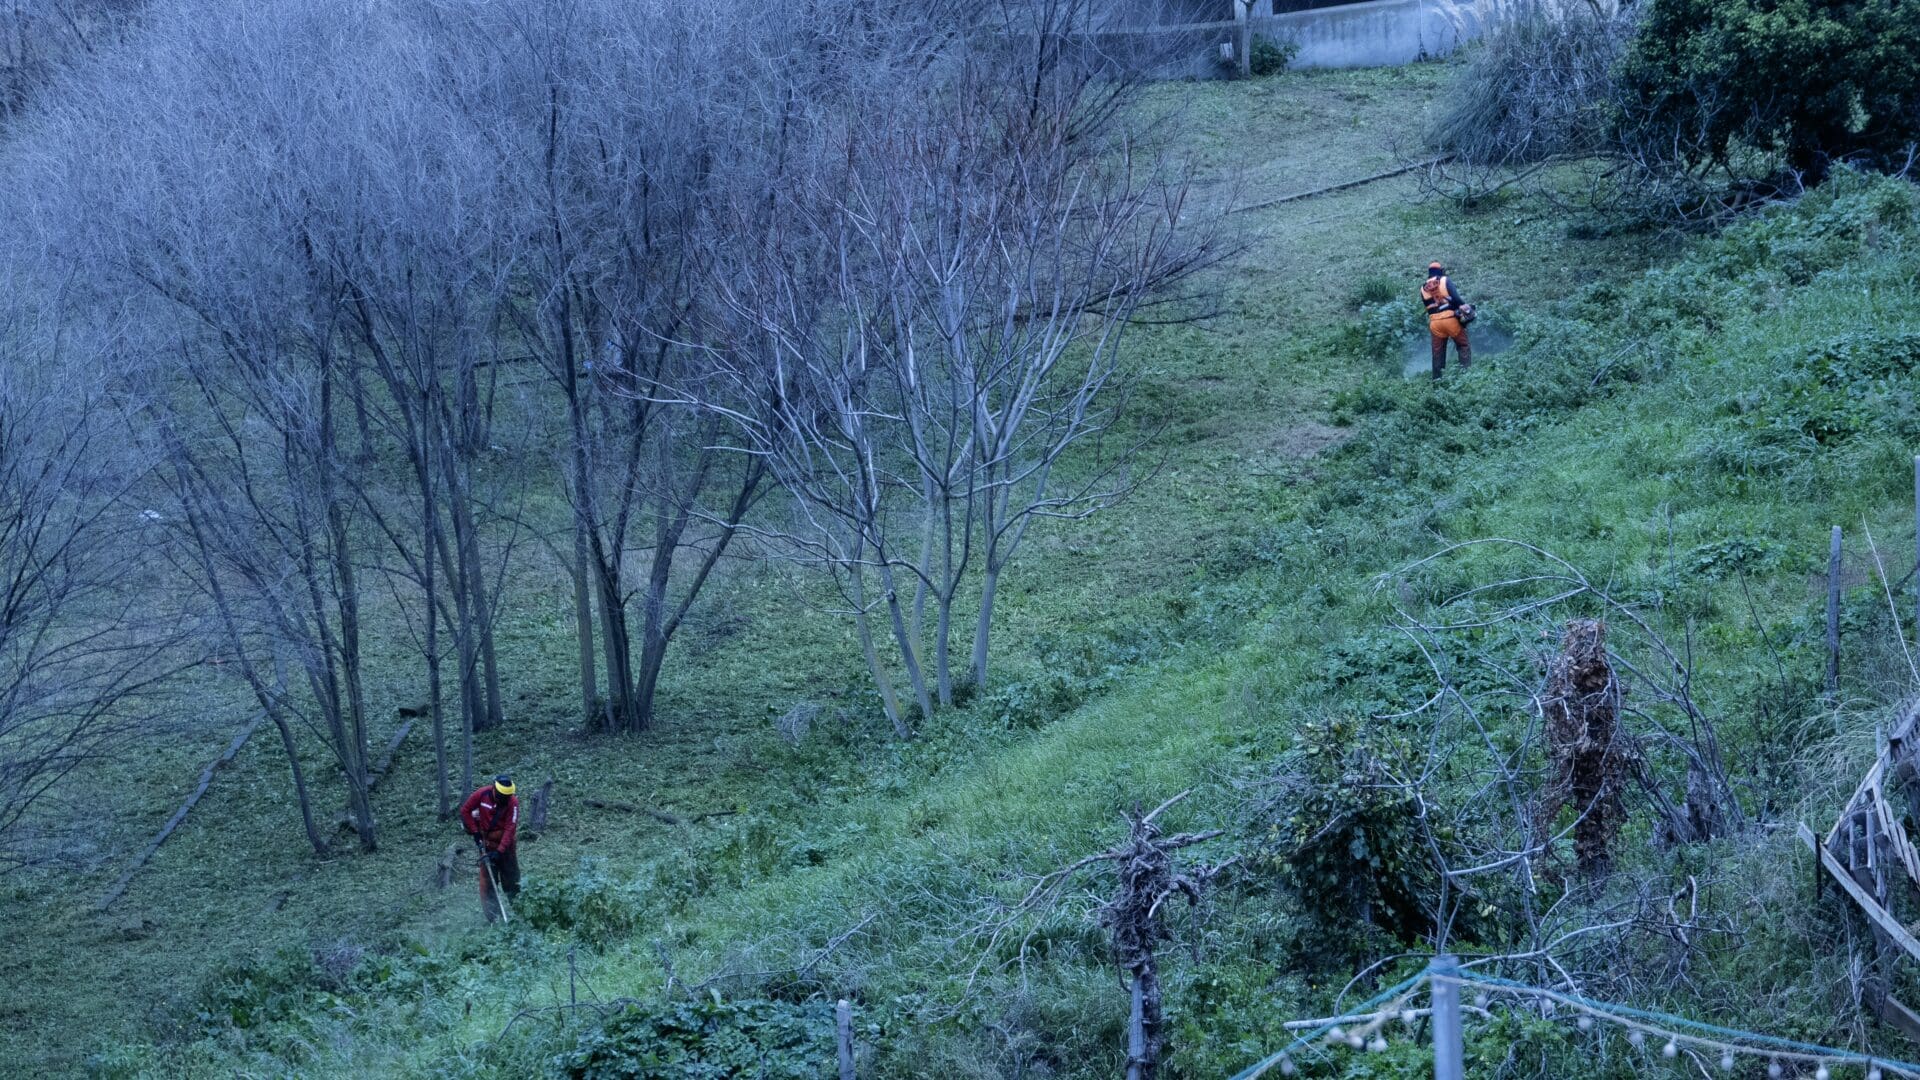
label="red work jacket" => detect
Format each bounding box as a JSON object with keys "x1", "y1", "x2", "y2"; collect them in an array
[{"x1": 460, "y1": 785, "x2": 519, "y2": 851}]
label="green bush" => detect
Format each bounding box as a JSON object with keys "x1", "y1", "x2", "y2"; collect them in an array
[
  {"x1": 559, "y1": 994, "x2": 841, "y2": 1080},
  {"x1": 195, "y1": 948, "x2": 333, "y2": 1032},
  {"x1": 1615, "y1": 0, "x2": 1920, "y2": 181},
  {"x1": 1263, "y1": 718, "x2": 1435, "y2": 961},
  {"x1": 1348, "y1": 274, "x2": 1401, "y2": 310},
  {"x1": 1248, "y1": 34, "x2": 1298, "y2": 77},
  {"x1": 517, "y1": 857, "x2": 647, "y2": 948}
]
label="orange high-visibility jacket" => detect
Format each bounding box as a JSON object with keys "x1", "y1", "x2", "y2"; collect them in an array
[{"x1": 1421, "y1": 275, "x2": 1463, "y2": 315}]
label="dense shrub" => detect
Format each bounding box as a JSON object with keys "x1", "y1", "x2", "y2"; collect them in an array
[
  {"x1": 1432, "y1": 0, "x2": 1625, "y2": 168},
  {"x1": 1615, "y1": 0, "x2": 1920, "y2": 182},
  {"x1": 560, "y1": 995, "x2": 842, "y2": 1080},
  {"x1": 1264, "y1": 718, "x2": 1435, "y2": 959},
  {"x1": 1247, "y1": 34, "x2": 1298, "y2": 77},
  {"x1": 517, "y1": 857, "x2": 647, "y2": 948}
]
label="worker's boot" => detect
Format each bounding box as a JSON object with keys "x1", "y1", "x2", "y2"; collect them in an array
[
  {"x1": 1456, "y1": 333, "x2": 1472, "y2": 372},
  {"x1": 1431, "y1": 335, "x2": 1447, "y2": 380}
]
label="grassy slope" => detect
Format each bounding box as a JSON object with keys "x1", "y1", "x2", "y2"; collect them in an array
[{"x1": 38, "y1": 55, "x2": 1917, "y2": 1078}]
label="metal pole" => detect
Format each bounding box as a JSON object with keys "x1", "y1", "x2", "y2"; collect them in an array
[
  {"x1": 1431, "y1": 955, "x2": 1464, "y2": 1080},
  {"x1": 1828, "y1": 525, "x2": 1844, "y2": 698},
  {"x1": 1235, "y1": 0, "x2": 1252, "y2": 78}
]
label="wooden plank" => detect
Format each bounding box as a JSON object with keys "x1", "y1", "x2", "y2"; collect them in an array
[
  {"x1": 1830, "y1": 759, "x2": 1883, "y2": 849},
  {"x1": 1878, "y1": 991, "x2": 1920, "y2": 1044},
  {"x1": 1871, "y1": 778, "x2": 1920, "y2": 888},
  {"x1": 1801, "y1": 822, "x2": 1920, "y2": 965}
]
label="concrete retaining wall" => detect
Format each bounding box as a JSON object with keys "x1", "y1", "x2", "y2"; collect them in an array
[{"x1": 1251, "y1": 0, "x2": 1496, "y2": 69}]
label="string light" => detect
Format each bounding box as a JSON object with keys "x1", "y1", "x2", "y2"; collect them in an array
[
  {"x1": 1454, "y1": 970, "x2": 1920, "y2": 1080},
  {"x1": 1238, "y1": 964, "x2": 1920, "y2": 1080}
]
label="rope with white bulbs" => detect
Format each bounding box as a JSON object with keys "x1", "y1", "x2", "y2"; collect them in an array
[{"x1": 1233, "y1": 960, "x2": 1920, "y2": 1079}]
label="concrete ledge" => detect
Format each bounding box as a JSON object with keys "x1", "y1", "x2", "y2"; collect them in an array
[{"x1": 1251, "y1": 0, "x2": 1493, "y2": 68}]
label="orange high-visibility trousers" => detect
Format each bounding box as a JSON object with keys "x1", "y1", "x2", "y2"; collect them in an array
[{"x1": 1429, "y1": 312, "x2": 1471, "y2": 380}]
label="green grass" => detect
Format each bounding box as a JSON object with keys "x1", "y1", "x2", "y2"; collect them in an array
[{"x1": 17, "y1": 60, "x2": 1920, "y2": 1079}]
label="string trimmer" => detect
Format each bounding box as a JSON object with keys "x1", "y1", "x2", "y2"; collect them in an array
[{"x1": 475, "y1": 839, "x2": 512, "y2": 925}]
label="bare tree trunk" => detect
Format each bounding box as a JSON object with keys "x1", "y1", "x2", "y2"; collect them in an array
[
  {"x1": 1234, "y1": 0, "x2": 1252, "y2": 79},
  {"x1": 911, "y1": 490, "x2": 935, "y2": 650},
  {"x1": 876, "y1": 556, "x2": 934, "y2": 721},
  {"x1": 634, "y1": 635, "x2": 667, "y2": 733},
  {"x1": 971, "y1": 562, "x2": 1003, "y2": 690},
  {"x1": 1126, "y1": 970, "x2": 1154, "y2": 1080},
  {"x1": 935, "y1": 591, "x2": 955, "y2": 705},
  {"x1": 849, "y1": 557, "x2": 910, "y2": 739},
  {"x1": 423, "y1": 476, "x2": 451, "y2": 819},
  {"x1": 591, "y1": 533, "x2": 636, "y2": 731},
  {"x1": 326, "y1": 498, "x2": 377, "y2": 850},
  {"x1": 572, "y1": 509, "x2": 598, "y2": 725},
  {"x1": 268, "y1": 708, "x2": 326, "y2": 854}
]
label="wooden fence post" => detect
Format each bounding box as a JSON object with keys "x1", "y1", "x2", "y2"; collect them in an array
[
  {"x1": 1828, "y1": 525, "x2": 1844, "y2": 698},
  {"x1": 1431, "y1": 955, "x2": 1464, "y2": 1080},
  {"x1": 837, "y1": 998, "x2": 855, "y2": 1080}
]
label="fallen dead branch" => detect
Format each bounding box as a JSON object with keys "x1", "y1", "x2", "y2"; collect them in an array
[
  {"x1": 582, "y1": 797, "x2": 738, "y2": 825},
  {"x1": 97, "y1": 710, "x2": 266, "y2": 910},
  {"x1": 1232, "y1": 156, "x2": 1454, "y2": 215}
]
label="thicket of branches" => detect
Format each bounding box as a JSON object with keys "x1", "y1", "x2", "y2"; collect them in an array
[{"x1": 0, "y1": 0, "x2": 1217, "y2": 855}]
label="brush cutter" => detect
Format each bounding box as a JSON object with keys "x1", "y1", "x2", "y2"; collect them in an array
[
  {"x1": 483, "y1": 855, "x2": 513, "y2": 925},
  {"x1": 474, "y1": 837, "x2": 512, "y2": 925}
]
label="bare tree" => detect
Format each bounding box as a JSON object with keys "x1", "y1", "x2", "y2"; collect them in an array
[
  {"x1": 0, "y1": 0, "x2": 139, "y2": 122},
  {"x1": 714, "y1": 6, "x2": 1220, "y2": 728},
  {"x1": 460, "y1": 0, "x2": 781, "y2": 734},
  {"x1": 22, "y1": 0, "x2": 419, "y2": 851},
  {"x1": 961, "y1": 791, "x2": 1231, "y2": 1079},
  {"x1": 0, "y1": 333, "x2": 177, "y2": 867}
]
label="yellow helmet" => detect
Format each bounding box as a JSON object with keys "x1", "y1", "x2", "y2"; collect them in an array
[{"x1": 493, "y1": 774, "x2": 515, "y2": 796}]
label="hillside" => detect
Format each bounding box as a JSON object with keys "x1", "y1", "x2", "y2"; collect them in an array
[{"x1": 12, "y1": 55, "x2": 1920, "y2": 1078}]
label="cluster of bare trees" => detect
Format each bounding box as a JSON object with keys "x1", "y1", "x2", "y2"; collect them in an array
[
  {"x1": 0, "y1": 279, "x2": 176, "y2": 868},
  {"x1": 0, "y1": 0, "x2": 1214, "y2": 854},
  {"x1": 0, "y1": 0, "x2": 137, "y2": 123}
]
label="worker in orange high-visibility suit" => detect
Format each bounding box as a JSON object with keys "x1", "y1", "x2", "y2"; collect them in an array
[
  {"x1": 460, "y1": 774, "x2": 519, "y2": 921},
  {"x1": 1421, "y1": 261, "x2": 1471, "y2": 380}
]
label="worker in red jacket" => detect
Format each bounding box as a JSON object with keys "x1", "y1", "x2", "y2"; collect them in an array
[{"x1": 459, "y1": 774, "x2": 520, "y2": 921}]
